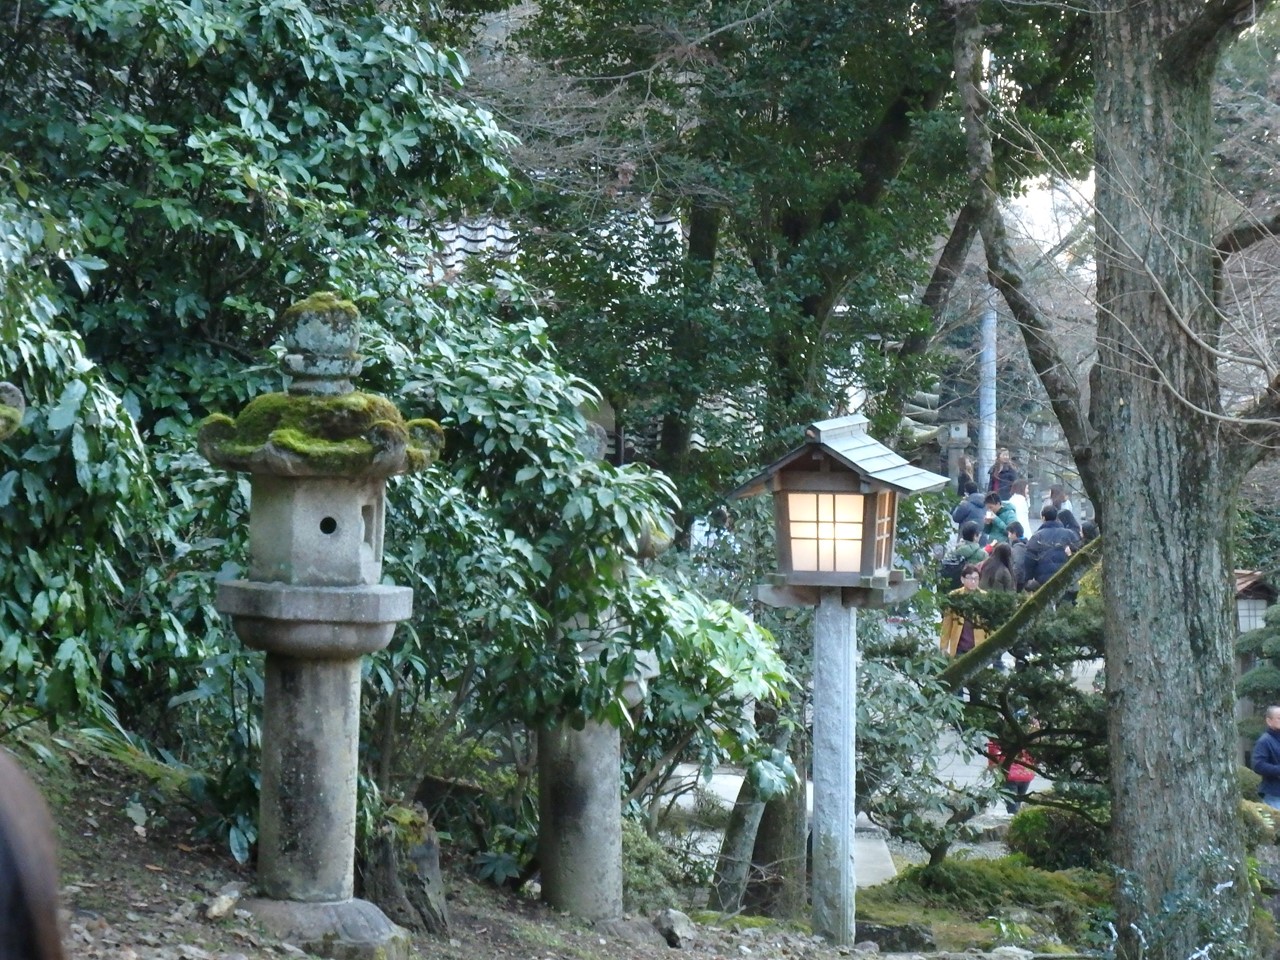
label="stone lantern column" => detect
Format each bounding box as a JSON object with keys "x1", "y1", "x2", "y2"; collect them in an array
[
  {"x1": 198, "y1": 293, "x2": 442, "y2": 960},
  {"x1": 536, "y1": 420, "x2": 665, "y2": 922}
]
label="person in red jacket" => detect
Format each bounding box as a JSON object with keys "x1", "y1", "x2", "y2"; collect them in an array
[{"x1": 987, "y1": 740, "x2": 1035, "y2": 814}]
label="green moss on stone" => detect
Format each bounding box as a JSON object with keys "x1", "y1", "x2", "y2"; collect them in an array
[
  {"x1": 199, "y1": 391, "x2": 442, "y2": 477},
  {"x1": 0, "y1": 404, "x2": 23, "y2": 440},
  {"x1": 281, "y1": 291, "x2": 359, "y2": 334}
]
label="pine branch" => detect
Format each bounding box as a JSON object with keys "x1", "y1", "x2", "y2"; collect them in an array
[{"x1": 938, "y1": 536, "x2": 1102, "y2": 691}]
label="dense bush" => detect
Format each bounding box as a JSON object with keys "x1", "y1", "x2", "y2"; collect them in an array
[
  {"x1": 1006, "y1": 806, "x2": 1109, "y2": 871},
  {"x1": 1239, "y1": 764, "x2": 1264, "y2": 800},
  {"x1": 621, "y1": 817, "x2": 689, "y2": 914}
]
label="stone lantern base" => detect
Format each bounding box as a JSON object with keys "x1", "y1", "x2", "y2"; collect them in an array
[{"x1": 241, "y1": 897, "x2": 410, "y2": 960}]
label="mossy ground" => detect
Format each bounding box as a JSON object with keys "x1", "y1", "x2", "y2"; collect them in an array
[{"x1": 11, "y1": 721, "x2": 1119, "y2": 959}]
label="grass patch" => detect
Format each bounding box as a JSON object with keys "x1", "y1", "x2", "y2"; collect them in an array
[
  {"x1": 886, "y1": 856, "x2": 1111, "y2": 915},
  {"x1": 688, "y1": 911, "x2": 809, "y2": 934},
  {"x1": 855, "y1": 892, "x2": 993, "y2": 950}
]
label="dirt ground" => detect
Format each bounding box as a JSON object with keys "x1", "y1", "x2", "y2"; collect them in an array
[{"x1": 30, "y1": 742, "x2": 914, "y2": 960}]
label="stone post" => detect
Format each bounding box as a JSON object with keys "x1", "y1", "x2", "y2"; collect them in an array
[
  {"x1": 535, "y1": 420, "x2": 663, "y2": 922},
  {"x1": 199, "y1": 293, "x2": 442, "y2": 960},
  {"x1": 810, "y1": 587, "x2": 857, "y2": 944},
  {"x1": 944, "y1": 423, "x2": 969, "y2": 492},
  {"x1": 537, "y1": 720, "x2": 625, "y2": 919}
]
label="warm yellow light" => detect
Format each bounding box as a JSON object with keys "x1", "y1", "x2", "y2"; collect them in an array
[{"x1": 787, "y1": 492, "x2": 864, "y2": 572}]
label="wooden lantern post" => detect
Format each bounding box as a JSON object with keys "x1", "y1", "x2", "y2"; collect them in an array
[{"x1": 732, "y1": 415, "x2": 947, "y2": 943}]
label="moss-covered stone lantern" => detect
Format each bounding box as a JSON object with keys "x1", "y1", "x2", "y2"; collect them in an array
[
  {"x1": 0, "y1": 382, "x2": 25, "y2": 440},
  {"x1": 199, "y1": 293, "x2": 441, "y2": 960}
]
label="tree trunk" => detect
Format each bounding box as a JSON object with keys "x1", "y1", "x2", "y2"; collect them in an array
[
  {"x1": 706, "y1": 773, "x2": 765, "y2": 913},
  {"x1": 707, "y1": 724, "x2": 794, "y2": 913},
  {"x1": 1093, "y1": 4, "x2": 1252, "y2": 956},
  {"x1": 743, "y1": 726, "x2": 808, "y2": 918}
]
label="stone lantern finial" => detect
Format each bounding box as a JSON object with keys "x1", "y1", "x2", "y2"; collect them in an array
[
  {"x1": 280, "y1": 292, "x2": 363, "y2": 397},
  {"x1": 197, "y1": 294, "x2": 442, "y2": 479}
]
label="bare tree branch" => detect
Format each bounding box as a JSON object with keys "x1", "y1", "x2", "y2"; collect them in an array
[
  {"x1": 1225, "y1": 373, "x2": 1280, "y2": 467},
  {"x1": 1163, "y1": 0, "x2": 1274, "y2": 71},
  {"x1": 952, "y1": 0, "x2": 1098, "y2": 502},
  {"x1": 887, "y1": 203, "x2": 981, "y2": 376},
  {"x1": 1215, "y1": 208, "x2": 1280, "y2": 256}
]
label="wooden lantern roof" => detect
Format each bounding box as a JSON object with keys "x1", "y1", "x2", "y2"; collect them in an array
[{"x1": 732, "y1": 415, "x2": 950, "y2": 500}]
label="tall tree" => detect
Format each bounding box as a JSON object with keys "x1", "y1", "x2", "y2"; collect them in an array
[
  {"x1": 471, "y1": 0, "x2": 1090, "y2": 499},
  {"x1": 956, "y1": 1, "x2": 1280, "y2": 955}
]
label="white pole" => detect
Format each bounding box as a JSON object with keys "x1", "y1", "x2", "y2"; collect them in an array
[
  {"x1": 977, "y1": 293, "x2": 998, "y2": 487},
  {"x1": 810, "y1": 587, "x2": 857, "y2": 943}
]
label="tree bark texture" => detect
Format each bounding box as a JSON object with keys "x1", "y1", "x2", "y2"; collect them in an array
[
  {"x1": 708, "y1": 722, "x2": 793, "y2": 913},
  {"x1": 1093, "y1": 3, "x2": 1255, "y2": 956},
  {"x1": 744, "y1": 725, "x2": 808, "y2": 919},
  {"x1": 706, "y1": 773, "x2": 766, "y2": 913}
]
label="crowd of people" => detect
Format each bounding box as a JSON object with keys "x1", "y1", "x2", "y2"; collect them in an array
[
  {"x1": 945, "y1": 449, "x2": 1094, "y2": 596},
  {"x1": 940, "y1": 449, "x2": 1098, "y2": 661},
  {"x1": 943, "y1": 450, "x2": 1090, "y2": 810}
]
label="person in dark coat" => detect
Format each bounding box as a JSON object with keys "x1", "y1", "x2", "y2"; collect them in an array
[
  {"x1": 987, "y1": 448, "x2": 1018, "y2": 499},
  {"x1": 1058, "y1": 508, "x2": 1082, "y2": 537},
  {"x1": 1254, "y1": 705, "x2": 1280, "y2": 809},
  {"x1": 1024, "y1": 505, "x2": 1080, "y2": 587},
  {"x1": 951, "y1": 481, "x2": 987, "y2": 529},
  {"x1": 1006, "y1": 521, "x2": 1030, "y2": 590}
]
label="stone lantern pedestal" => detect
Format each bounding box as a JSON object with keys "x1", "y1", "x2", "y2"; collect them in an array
[{"x1": 199, "y1": 293, "x2": 442, "y2": 960}]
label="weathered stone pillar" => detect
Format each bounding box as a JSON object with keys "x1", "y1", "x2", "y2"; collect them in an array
[
  {"x1": 199, "y1": 293, "x2": 442, "y2": 960},
  {"x1": 535, "y1": 419, "x2": 665, "y2": 922},
  {"x1": 810, "y1": 588, "x2": 857, "y2": 944},
  {"x1": 538, "y1": 720, "x2": 624, "y2": 919}
]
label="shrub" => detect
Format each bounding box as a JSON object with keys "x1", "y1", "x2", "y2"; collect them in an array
[
  {"x1": 621, "y1": 817, "x2": 688, "y2": 914},
  {"x1": 1239, "y1": 764, "x2": 1263, "y2": 800},
  {"x1": 1006, "y1": 806, "x2": 1108, "y2": 871}
]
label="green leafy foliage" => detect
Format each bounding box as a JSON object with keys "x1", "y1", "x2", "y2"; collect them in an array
[
  {"x1": 2, "y1": 0, "x2": 794, "y2": 872},
  {"x1": 492, "y1": 0, "x2": 1091, "y2": 489},
  {"x1": 621, "y1": 816, "x2": 688, "y2": 913},
  {"x1": 1007, "y1": 805, "x2": 1110, "y2": 872},
  {"x1": 0, "y1": 188, "x2": 166, "y2": 729},
  {"x1": 1238, "y1": 604, "x2": 1280, "y2": 735}
]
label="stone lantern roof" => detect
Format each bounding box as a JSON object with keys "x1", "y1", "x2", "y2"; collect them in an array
[{"x1": 197, "y1": 293, "x2": 442, "y2": 478}]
